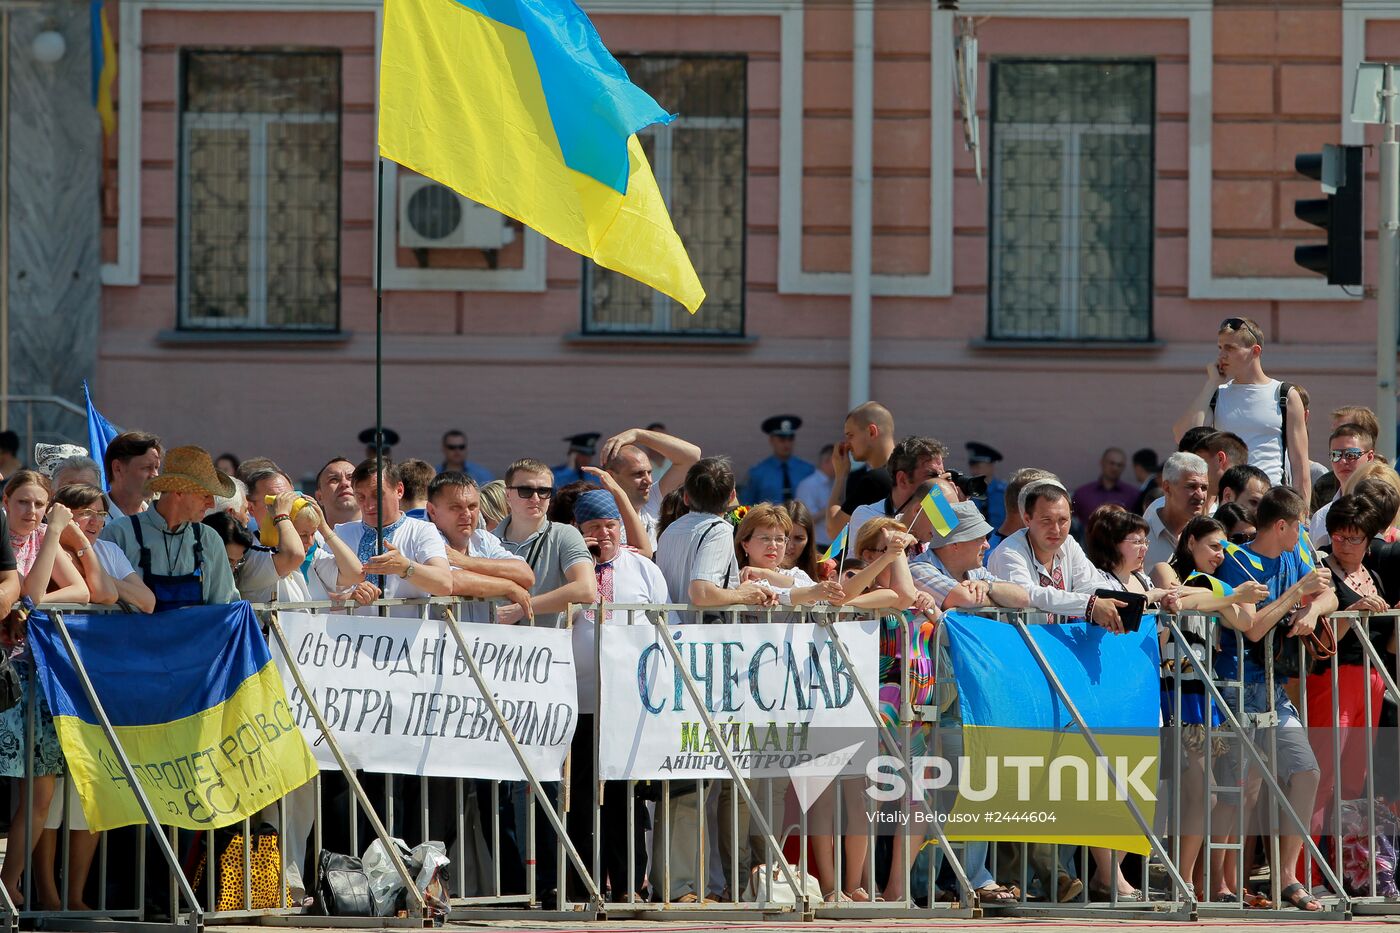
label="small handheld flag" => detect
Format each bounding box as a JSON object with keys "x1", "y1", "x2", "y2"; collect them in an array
[
  {"x1": 1297, "y1": 534, "x2": 1316, "y2": 569},
  {"x1": 1186, "y1": 571, "x2": 1234, "y2": 597},
  {"x1": 90, "y1": 2, "x2": 116, "y2": 136},
  {"x1": 823, "y1": 526, "x2": 849, "y2": 562},
  {"x1": 920, "y1": 486, "x2": 960, "y2": 537},
  {"x1": 1223, "y1": 541, "x2": 1263, "y2": 574}
]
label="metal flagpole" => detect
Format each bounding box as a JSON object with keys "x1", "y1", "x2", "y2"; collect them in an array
[
  {"x1": 1378, "y1": 64, "x2": 1398, "y2": 461},
  {"x1": 375, "y1": 157, "x2": 385, "y2": 551}
]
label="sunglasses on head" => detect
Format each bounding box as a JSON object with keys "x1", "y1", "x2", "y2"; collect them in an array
[
  {"x1": 1219, "y1": 317, "x2": 1261, "y2": 344},
  {"x1": 510, "y1": 485, "x2": 554, "y2": 499}
]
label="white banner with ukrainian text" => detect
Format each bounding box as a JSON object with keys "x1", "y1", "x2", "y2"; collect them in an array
[
  {"x1": 275, "y1": 612, "x2": 577, "y2": 781},
  {"x1": 597, "y1": 620, "x2": 880, "y2": 781}
]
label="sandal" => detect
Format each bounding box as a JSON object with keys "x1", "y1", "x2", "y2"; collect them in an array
[
  {"x1": 1241, "y1": 891, "x2": 1273, "y2": 909},
  {"x1": 1281, "y1": 882, "x2": 1322, "y2": 912},
  {"x1": 975, "y1": 883, "x2": 1017, "y2": 905},
  {"x1": 845, "y1": 886, "x2": 872, "y2": 902},
  {"x1": 823, "y1": 889, "x2": 852, "y2": 903}
]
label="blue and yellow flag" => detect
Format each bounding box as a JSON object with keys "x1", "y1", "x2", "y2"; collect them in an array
[
  {"x1": 29, "y1": 603, "x2": 318, "y2": 832},
  {"x1": 822, "y1": 525, "x2": 849, "y2": 562},
  {"x1": 90, "y1": 1, "x2": 116, "y2": 136},
  {"x1": 1297, "y1": 534, "x2": 1316, "y2": 570},
  {"x1": 1223, "y1": 540, "x2": 1263, "y2": 573},
  {"x1": 1186, "y1": 571, "x2": 1234, "y2": 597},
  {"x1": 379, "y1": 0, "x2": 704, "y2": 312},
  {"x1": 942, "y1": 612, "x2": 1160, "y2": 853},
  {"x1": 920, "y1": 486, "x2": 959, "y2": 537}
]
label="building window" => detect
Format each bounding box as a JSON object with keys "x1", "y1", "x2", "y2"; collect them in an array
[
  {"x1": 179, "y1": 50, "x2": 341, "y2": 331},
  {"x1": 988, "y1": 60, "x2": 1154, "y2": 341},
  {"x1": 583, "y1": 56, "x2": 746, "y2": 337}
]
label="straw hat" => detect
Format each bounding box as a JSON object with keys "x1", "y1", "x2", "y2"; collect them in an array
[{"x1": 145, "y1": 446, "x2": 235, "y2": 498}]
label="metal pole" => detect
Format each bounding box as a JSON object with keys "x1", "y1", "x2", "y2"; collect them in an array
[
  {"x1": 263, "y1": 611, "x2": 427, "y2": 915},
  {"x1": 439, "y1": 608, "x2": 604, "y2": 910},
  {"x1": 374, "y1": 157, "x2": 385, "y2": 549},
  {"x1": 1379, "y1": 63, "x2": 1399, "y2": 461},
  {"x1": 848, "y1": 0, "x2": 873, "y2": 409}
]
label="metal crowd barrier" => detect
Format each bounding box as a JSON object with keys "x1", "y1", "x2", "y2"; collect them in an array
[{"x1": 7, "y1": 598, "x2": 1400, "y2": 928}]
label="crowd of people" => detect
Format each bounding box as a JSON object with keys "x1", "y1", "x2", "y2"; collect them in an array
[{"x1": 0, "y1": 315, "x2": 1392, "y2": 911}]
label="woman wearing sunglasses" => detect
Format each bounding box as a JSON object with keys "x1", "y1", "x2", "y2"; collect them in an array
[
  {"x1": 1309, "y1": 496, "x2": 1397, "y2": 846},
  {"x1": 1213, "y1": 503, "x2": 1256, "y2": 547}
]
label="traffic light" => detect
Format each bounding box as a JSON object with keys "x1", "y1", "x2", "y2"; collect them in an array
[{"x1": 1294, "y1": 144, "x2": 1364, "y2": 286}]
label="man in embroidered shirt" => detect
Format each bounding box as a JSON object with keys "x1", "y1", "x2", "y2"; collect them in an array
[
  {"x1": 496, "y1": 458, "x2": 597, "y2": 627},
  {"x1": 425, "y1": 470, "x2": 534, "y2": 613},
  {"x1": 102, "y1": 431, "x2": 162, "y2": 520},
  {"x1": 601, "y1": 426, "x2": 701, "y2": 550},
  {"x1": 910, "y1": 500, "x2": 1028, "y2": 611},
  {"x1": 333, "y1": 458, "x2": 452, "y2": 616},
  {"x1": 987, "y1": 479, "x2": 1125, "y2": 630},
  {"x1": 1144, "y1": 452, "x2": 1210, "y2": 569},
  {"x1": 1213, "y1": 485, "x2": 1330, "y2": 911}
]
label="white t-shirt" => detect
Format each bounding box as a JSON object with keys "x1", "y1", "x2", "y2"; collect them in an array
[
  {"x1": 655, "y1": 512, "x2": 738, "y2": 622},
  {"x1": 620, "y1": 483, "x2": 664, "y2": 551},
  {"x1": 571, "y1": 547, "x2": 669, "y2": 712},
  {"x1": 335, "y1": 517, "x2": 447, "y2": 616},
  {"x1": 93, "y1": 538, "x2": 136, "y2": 581}
]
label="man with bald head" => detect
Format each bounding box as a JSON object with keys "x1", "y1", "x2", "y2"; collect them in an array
[
  {"x1": 826, "y1": 401, "x2": 896, "y2": 540},
  {"x1": 601, "y1": 426, "x2": 701, "y2": 548}
]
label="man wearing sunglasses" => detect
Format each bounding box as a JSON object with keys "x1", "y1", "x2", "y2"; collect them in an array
[
  {"x1": 1309, "y1": 422, "x2": 1376, "y2": 548},
  {"x1": 1173, "y1": 316, "x2": 1310, "y2": 508},
  {"x1": 496, "y1": 458, "x2": 597, "y2": 628},
  {"x1": 440, "y1": 429, "x2": 492, "y2": 486}
]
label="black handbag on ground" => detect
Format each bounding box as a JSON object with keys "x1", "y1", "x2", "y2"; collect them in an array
[{"x1": 317, "y1": 850, "x2": 372, "y2": 916}]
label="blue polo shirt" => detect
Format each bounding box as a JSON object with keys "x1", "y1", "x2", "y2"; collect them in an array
[{"x1": 1215, "y1": 543, "x2": 1309, "y2": 683}]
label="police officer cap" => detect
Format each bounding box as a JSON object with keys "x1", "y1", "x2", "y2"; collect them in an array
[
  {"x1": 965, "y1": 441, "x2": 1003, "y2": 464},
  {"x1": 565, "y1": 432, "x2": 601, "y2": 455},
  {"x1": 762, "y1": 415, "x2": 802, "y2": 437},
  {"x1": 358, "y1": 426, "x2": 401, "y2": 448}
]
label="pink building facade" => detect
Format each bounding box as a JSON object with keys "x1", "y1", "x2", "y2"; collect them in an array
[{"x1": 94, "y1": 0, "x2": 1400, "y2": 487}]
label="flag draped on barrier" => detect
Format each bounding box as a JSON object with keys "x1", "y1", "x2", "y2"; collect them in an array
[
  {"x1": 378, "y1": 0, "x2": 705, "y2": 312},
  {"x1": 941, "y1": 612, "x2": 1161, "y2": 853},
  {"x1": 29, "y1": 603, "x2": 318, "y2": 832}
]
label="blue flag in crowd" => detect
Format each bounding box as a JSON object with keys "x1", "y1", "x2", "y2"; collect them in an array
[
  {"x1": 940, "y1": 611, "x2": 1161, "y2": 852},
  {"x1": 84, "y1": 381, "x2": 118, "y2": 491}
]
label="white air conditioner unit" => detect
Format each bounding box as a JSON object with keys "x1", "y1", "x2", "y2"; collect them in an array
[{"x1": 397, "y1": 176, "x2": 516, "y2": 250}]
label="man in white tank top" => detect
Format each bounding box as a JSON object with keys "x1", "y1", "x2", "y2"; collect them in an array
[{"x1": 1173, "y1": 317, "x2": 1311, "y2": 509}]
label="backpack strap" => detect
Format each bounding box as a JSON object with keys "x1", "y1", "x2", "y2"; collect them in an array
[
  {"x1": 1277, "y1": 381, "x2": 1294, "y2": 484},
  {"x1": 1208, "y1": 388, "x2": 1219, "y2": 427}
]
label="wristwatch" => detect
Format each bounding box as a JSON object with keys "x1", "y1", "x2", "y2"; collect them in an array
[
  {"x1": 401, "y1": 562, "x2": 416, "y2": 580},
  {"x1": 75, "y1": 547, "x2": 89, "y2": 559}
]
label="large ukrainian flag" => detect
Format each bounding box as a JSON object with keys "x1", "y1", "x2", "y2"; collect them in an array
[
  {"x1": 941, "y1": 612, "x2": 1160, "y2": 853},
  {"x1": 29, "y1": 603, "x2": 318, "y2": 832},
  {"x1": 379, "y1": 0, "x2": 705, "y2": 312}
]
